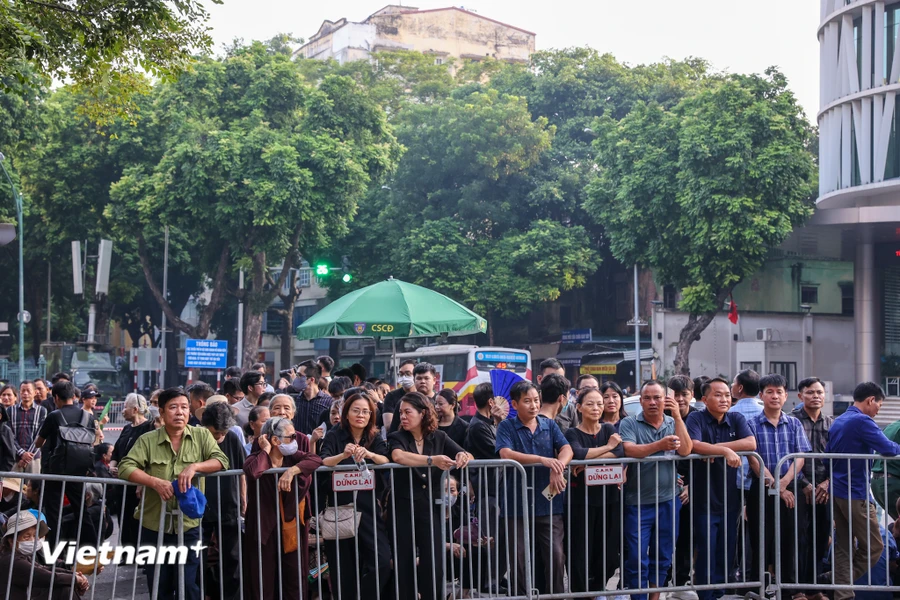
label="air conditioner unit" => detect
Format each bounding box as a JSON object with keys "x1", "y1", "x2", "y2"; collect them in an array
[{"x1": 756, "y1": 328, "x2": 773, "y2": 342}]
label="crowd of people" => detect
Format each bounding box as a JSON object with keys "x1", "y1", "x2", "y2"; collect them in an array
[{"x1": 0, "y1": 357, "x2": 898, "y2": 600}]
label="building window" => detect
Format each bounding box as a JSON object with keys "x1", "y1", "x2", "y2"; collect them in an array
[
  {"x1": 841, "y1": 283, "x2": 854, "y2": 316},
  {"x1": 740, "y1": 361, "x2": 761, "y2": 373},
  {"x1": 663, "y1": 285, "x2": 677, "y2": 310},
  {"x1": 434, "y1": 57, "x2": 443, "y2": 65},
  {"x1": 294, "y1": 304, "x2": 316, "y2": 325},
  {"x1": 264, "y1": 310, "x2": 283, "y2": 334},
  {"x1": 298, "y1": 268, "x2": 311, "y2": 288},
  {"x1": 801, "y1": 286, "x2": 819, "y2": 305},
  {"x1": 770, "y1": 362, "x2": 798, "y2": 390}
]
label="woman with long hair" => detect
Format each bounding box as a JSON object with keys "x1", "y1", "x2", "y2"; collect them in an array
[
  {"x1": 318, "y1": 392, "x2": 391, "y2": 599},
  {"x1": 435, "y1": 389, "x2": 468, "y2": 447},
  {"x1": 566, "y1": 387, "x2": 625, "y2": 593},
  {"x1": 599, "y1": 381, "x2": 628, "y2": 430},
  {"x1": 388, "y1": 392, "x2": 473, "y2": 600},
  {"x1": 243, "y1": 417, "x2": 322, "y2": 600}
]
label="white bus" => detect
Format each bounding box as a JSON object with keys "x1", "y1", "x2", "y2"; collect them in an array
[{"x1": 394, "y1": 345, "x2": 532, "y2": 416}]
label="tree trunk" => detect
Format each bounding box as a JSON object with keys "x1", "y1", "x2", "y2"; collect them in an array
[
  {"x1": 136, "y1": 233, "x2": 230, "y2": 340},
  {"x1": 242, "y1": 311, "x2": 263, "y2": 369},
  {"x1": 279, "y1": 305, "x2": 295, "y2": 372},
  {"x1": 672, "y1": 287, "x2": 735, "y2": 376}
]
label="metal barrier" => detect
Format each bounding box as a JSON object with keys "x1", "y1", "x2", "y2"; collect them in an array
[
  {"x1": 0, "y1": 454, "x2": 776, "y2": 600},
  {"x1": 774, "y1": 452, "x2": 900, "y2": 600}
]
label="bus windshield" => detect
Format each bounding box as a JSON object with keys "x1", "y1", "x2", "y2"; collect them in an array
[{"x1": 474, "y1": 350, "x2": 529, "y2": 374}]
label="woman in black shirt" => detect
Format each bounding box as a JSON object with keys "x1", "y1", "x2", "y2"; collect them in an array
[
  {"x1": 318, "y1": 392, "x2": 391, "y2": 600},
  {"x1": 388, "y1": 392, "x2": 472, "y2": 600},
  {"x1": 565, "y1": 387, "x2": 625, "y2": 594},
  {"x1": 435, "y1": 389, "x2": 468, "y2": 447}
]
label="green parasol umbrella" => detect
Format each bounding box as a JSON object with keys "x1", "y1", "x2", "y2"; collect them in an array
[{"x1": 296, "y1": 277, "x2": 487, "y2": 340}]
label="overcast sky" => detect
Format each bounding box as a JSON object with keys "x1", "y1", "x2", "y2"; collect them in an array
[{"x1": 206, "y1": 0, "x2": 821, "y2": 121}]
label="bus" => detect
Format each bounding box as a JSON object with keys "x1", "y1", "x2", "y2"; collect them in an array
[{"x1": 394, "y1": 345, "x2": 532, "y2": 416}]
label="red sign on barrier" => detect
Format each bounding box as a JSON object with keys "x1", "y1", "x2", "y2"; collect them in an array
[
  {"x1": 332, "y1": 471, "x2": 375, "y2": 491},
  {"x1": 585, "y1": 464, "x2": 624, "y2": 486}
]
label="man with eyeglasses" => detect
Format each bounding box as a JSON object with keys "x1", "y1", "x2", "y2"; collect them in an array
[{"x1": 234, "y1": 372, "x2": 267, "y2": 428}]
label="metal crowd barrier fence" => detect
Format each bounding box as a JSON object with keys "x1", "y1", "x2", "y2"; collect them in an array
[
  {"x1": 0, "y1": 453, "x2": 773, "y2": 600},
  {"x1": 774, "y1": 452, "x2": 900, "y2": 600}
]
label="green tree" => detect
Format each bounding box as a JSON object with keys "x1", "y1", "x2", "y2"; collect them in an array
[
  {"x1": 0, "y1": 0, "x2": 219, "y2": 125},
  {"x1": 339, "y1": 88, "x2": 599, "y2": 341},
  {"x1": 108, "y1": 41, "x2": 401, "y2": 367},
  {"x1": 587, "y1": 68, "x2": 816, "y2": 375}
]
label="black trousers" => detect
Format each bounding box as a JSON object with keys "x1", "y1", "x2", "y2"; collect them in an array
[
  {"x1": 324, "y1": 512, "x2": 392, "y2": 600},
  {"x1": 569, "y1": 501, "x2": 622, "y2": 593},
  {"x1": 747, "y1": 481, "x2": 807, "y2": 582},
  {"x1": 41, "y1": 479, "x2": 84, "y2": 546},
  {"x1": 392, "y1": 505, "x2": 443, "y2": 600},
  {"x1": 668, "y1": 497, "x2": 693, "y2": 587},
  {"x1": 799, "y1": 489, "x2": 831, "y2": 587},
  {"x1": 202, "y1": 518, "x2": 242, "y2": 600}
]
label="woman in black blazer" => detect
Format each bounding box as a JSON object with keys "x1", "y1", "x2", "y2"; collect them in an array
[{"x1": 388, "y1": 392, "x2": 472, "y2": 600}]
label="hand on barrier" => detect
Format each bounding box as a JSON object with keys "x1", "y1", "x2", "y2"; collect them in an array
[
  {"x1": 815, "y1": 480, "x2": 829, "y2": 504},
  {"x1": 151, "y1": 477, "x2": 175, "y2": 501},
  {"x1": 454, "y1": 452, "x2": 470, "y2": 469},
  {"x1": 75, "y1": 572, "x2": 89, "y2": 594},
  {"x1": 780, "y1": 487, "x2": 796, "y2": 509},
  {"x1": 541, "y1": 457, "x2": 566, "y2": 475},
  {"x1": 278, "y1": 467, "x2": 299, "y2": 492},
  {"x1": 722, "y1": 447, "x2": 741, "y2": 468},
  {"x1": 549, "y1": 470, "x2": 566, "y2": 495},
  {"x1": 432, "y1": 455, "x2": 456, "y2": 471},
  {"x1": 448, "y1": 542, "x2": 466, "y2": 558},
  {"x1": 660, "y1": 435, "x2": 681, "y2": 452},
  {"x1": 177, "y1": 464, "x2": 197, "y2": 494}
]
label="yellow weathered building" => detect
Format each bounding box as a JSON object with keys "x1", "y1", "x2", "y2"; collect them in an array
[{"x1": 297, "y1": 5, "x2": 535, "y2": 69}]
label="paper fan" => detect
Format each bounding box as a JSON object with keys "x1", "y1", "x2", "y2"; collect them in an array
[{"x1": 490, "y1": 369, "x2": 524, "y2": 419}]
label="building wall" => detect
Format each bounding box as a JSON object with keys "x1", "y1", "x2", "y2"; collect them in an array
[
  {"x1": 368, "y1": 9, "x2": 534, "y2": 64},
  {"x1": 651, "y1": 308, "x2": 856, "y2": 395},
  {"x1": 730, "y1": 258, "x2": 853, "y2": 314}
]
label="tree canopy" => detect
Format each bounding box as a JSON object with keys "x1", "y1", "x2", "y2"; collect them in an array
[{"x1": 587, "y1": 68, "x2": 817, "y2": 374}]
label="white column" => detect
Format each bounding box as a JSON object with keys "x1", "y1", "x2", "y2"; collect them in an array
[{"x1": 855, "y1": 239, "x2": 878, "y2": 383}]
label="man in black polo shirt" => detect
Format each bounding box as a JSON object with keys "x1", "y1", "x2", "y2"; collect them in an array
[
  {"x1": 34, "y1": 380, "x2": 97, "y2": 545},
  {"x1": 685, "y1": 377, "x2": 756, "y2": 600}
]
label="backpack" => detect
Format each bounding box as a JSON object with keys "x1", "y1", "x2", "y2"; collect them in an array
[{"x1": 50, "y1": 410, "x2": 94, "y2": 475}]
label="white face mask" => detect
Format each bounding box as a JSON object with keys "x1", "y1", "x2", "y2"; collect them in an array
[
  {"x1": 444, "y1": 493, "x2": 458, "y2": 508},
  {"x1": 17, "y1": 539, "x2": 42, "y2": 556},
  {"x1": 278, "y1": 440, "x2": 299, "y2": 456},
  {"x1": 397, "y1": 376, "x2": 414, "y2": 390}
]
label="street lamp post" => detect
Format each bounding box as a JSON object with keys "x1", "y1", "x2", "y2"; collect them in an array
[{"x1": 0, "y1": 152, "x2": 26, "y2": 381}]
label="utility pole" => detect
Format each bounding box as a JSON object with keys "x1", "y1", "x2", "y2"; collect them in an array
[{"x1": 160, "y1": 225, "x2": 169, "y2": 387}]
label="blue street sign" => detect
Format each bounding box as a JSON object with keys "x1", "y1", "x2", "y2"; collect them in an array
[
  {"x1": 184, "y1": 339, "x2": 229, "y2": 369},
  {"x1": 561, "y1": 329, "x2": 592, "y2": 343}
]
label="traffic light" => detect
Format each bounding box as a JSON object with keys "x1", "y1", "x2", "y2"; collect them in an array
[
  {"x1": 341, "y1": 255, "x2": 352, "y2": 283},
  {"x1": 315, "y1": 264, "x2": 329, "y2": 276}
]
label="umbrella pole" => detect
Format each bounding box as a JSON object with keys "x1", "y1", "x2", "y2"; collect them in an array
[{"x1": 391, "y1": 338, "x2": 397, "y2": 385}]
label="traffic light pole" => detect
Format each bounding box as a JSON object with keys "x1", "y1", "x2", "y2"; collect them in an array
[{"x1": 0, "y1": 153, "x2": 26, "y2": 381}]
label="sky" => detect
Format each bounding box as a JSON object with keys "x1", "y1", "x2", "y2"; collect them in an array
[{"x1": 206, "y1": 0, "x2": 821, "y2": 121}]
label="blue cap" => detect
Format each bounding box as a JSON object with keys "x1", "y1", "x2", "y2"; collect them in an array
[
  {"x1": 170, "y1": 482, "x2": 207, "y2": 519},
  {"x1": 27, "y1": 509, "x2": 46, "y2": 524}
]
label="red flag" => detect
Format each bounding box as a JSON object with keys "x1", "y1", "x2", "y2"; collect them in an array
[{"x1": 728, "y1": 294, "x2": 739, "y2": 324}]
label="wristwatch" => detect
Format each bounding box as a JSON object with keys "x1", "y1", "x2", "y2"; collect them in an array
[{"x1": 427, "y1": 456, "x2": 433, "y2": 467}]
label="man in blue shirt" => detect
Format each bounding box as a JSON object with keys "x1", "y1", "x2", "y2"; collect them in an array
[
  {"x1": 496, "y1": 379, "x2": 573, "y2": 596},
  {"x1": 685, "y1": 377, "x2": 756, "y2": 600},
  {"x1": 826, "y1": 381, "x2": 900, "y2": 600},
  {"x1": 621, "y1": 380, "x2": 692, "y2": 600},
  {"x1": 747, "y1": 374, "x2": 811, "y2": 593}
]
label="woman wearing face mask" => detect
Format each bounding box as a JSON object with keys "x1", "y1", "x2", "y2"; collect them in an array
[
  {"x1": 318, "y1": 392, "x2": 391, "y2": 599},
  {"x1": 0, "y1": 510, "x2": 90, "y2": 598},
  {"x1": 389, "y1": 392, "x2": 473, "y2": 600},
  {"x1": 243, "y1": 417, "x2": 322, "y2": 600},
  {"x1": 109, "y1": 393, "x2": 153, "y2": 546}
]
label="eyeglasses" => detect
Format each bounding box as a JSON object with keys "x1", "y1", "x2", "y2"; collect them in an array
[
  {"x1": 254, "y1": 381, "x2": 267, "y2": 387},
  {"x1": 349, "y1": 408, "x2": 372, "y2": 416},
  {"x1": 399, "y1": 371, "x2": 414, "y2": 377},
  {"x1": 281, "y1": 433, "x2": 298, "y2": 441}
]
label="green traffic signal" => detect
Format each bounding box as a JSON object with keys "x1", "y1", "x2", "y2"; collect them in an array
[
  {"x1": 342, "y1": 273, "x2": 352, "y2": 283},
  {"x1": 315, "y1": 264, "x2": 329, "y2": 276}
]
